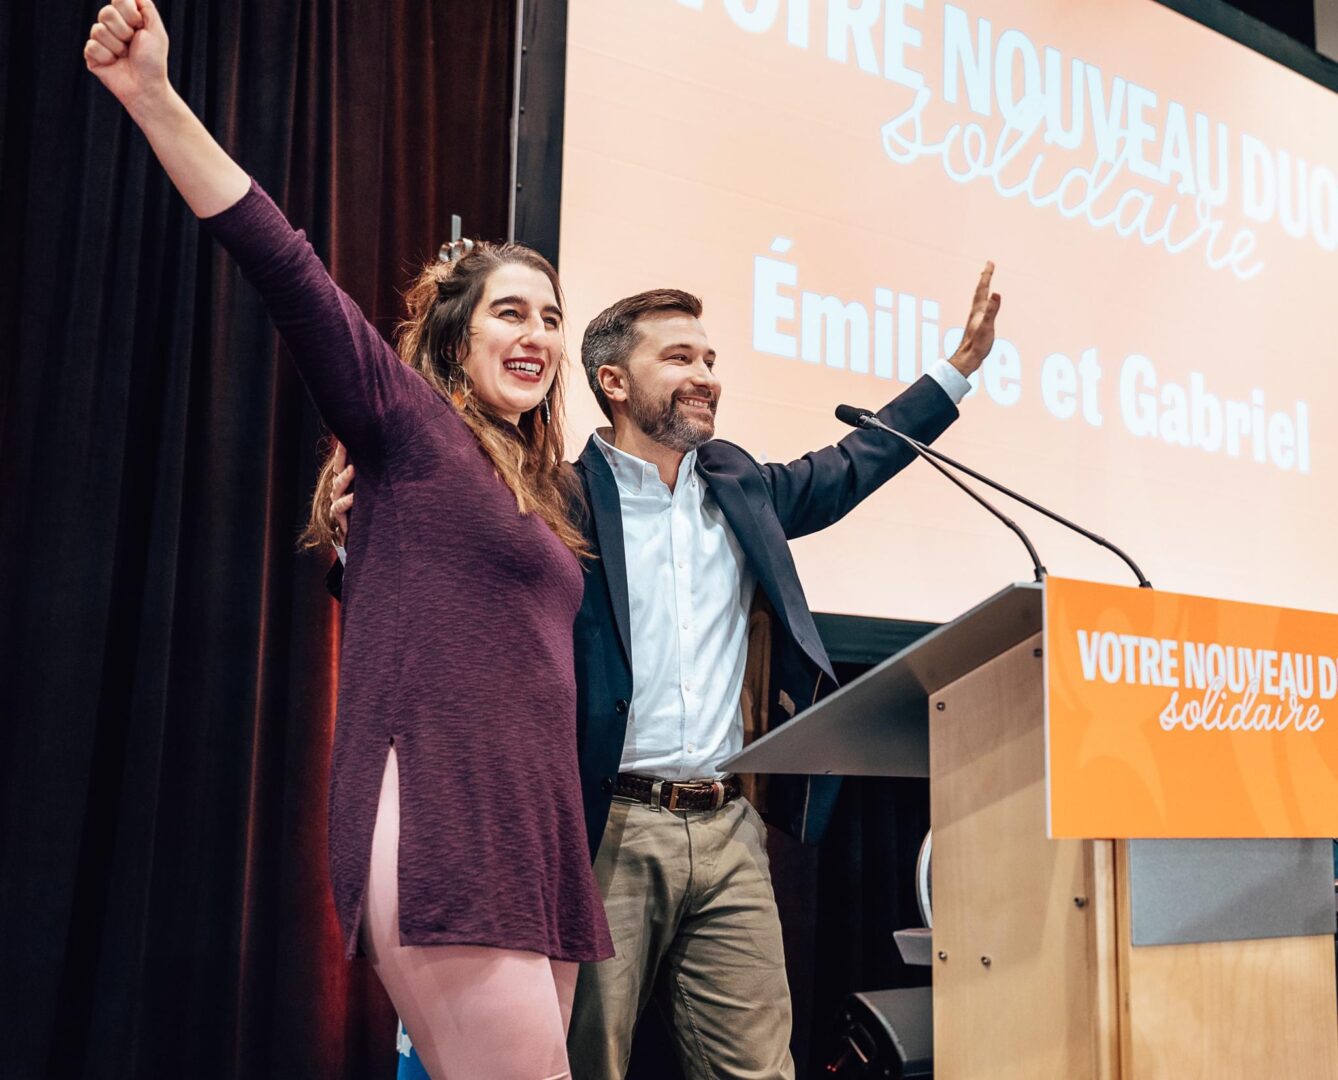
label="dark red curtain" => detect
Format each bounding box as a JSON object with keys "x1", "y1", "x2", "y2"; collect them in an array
[{"x1": 0, "y1": 3, "x2": 515, "y2": 1077}]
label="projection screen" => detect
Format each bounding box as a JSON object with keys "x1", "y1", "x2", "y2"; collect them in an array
[{"x1": 555, "y1": 0, "x2": 1338, "y2": 622}]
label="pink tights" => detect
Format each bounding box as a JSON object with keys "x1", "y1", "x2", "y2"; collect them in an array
[{"x1": 361, "y1": 747, "x2": 577, "y2": 1080}]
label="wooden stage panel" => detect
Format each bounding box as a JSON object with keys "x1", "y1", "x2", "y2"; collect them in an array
[
  {"x1": 930, "y1": 633, "x2": 1119, "y2": 1079},
  {"x1": 1116, "y1": 841, "x2": 1338, "y2": 1080}
]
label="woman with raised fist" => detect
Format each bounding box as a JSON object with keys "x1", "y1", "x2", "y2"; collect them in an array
[{"x1": 85, "y1": 3, "x2": 611, "y2": 1077}]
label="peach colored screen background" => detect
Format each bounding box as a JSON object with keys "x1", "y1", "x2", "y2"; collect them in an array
[{"x1": 560, "y1": 0, "x2": 1338, "y2": 622}]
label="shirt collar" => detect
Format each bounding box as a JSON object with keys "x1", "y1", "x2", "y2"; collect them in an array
[{"x1": 593, "y1": 428, "x2": 698, "y2": 497}]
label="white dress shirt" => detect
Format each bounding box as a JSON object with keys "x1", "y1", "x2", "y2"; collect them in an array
[
  {"x1": 595, "y1": 433, "x2": 757, "y2": 780},
  {"x1": 597, "y1": 355, "x2": 972, "y2": 781}
]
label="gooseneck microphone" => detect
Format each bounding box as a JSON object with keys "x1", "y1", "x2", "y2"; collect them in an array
[
  {"x1": 836, "y1": 404, "x2": 1152, "y2": 589},
  {"x1": 835, "y1": 405, "x2": 1047, "y2": 584}
]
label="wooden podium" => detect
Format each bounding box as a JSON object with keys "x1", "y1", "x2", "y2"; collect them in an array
[{"x1": 726, "y1": 584, "x2": 1338, "y2": 1079}]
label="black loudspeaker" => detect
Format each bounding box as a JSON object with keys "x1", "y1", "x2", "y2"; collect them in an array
[{"x1": 824, "y1": 987, "x2": 933, "y2": 1078}]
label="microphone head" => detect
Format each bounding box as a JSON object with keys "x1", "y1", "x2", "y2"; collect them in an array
[{"x1": 835, "y1": 404, "x2": 873, "y2": 428}]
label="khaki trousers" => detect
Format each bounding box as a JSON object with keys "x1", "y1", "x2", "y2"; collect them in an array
[{"x1": 567, "y1": 796, "x2": 795, "y2": 1080}]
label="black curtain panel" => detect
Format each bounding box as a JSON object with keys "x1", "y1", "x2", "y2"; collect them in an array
[{"x1": 0, "y1": 3, "x2": 515, "y2": 1077}]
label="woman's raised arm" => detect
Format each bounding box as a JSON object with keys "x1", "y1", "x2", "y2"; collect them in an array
[
  {"x1": 85, "y1": 0, "x2": 249, "y2": 217},
  {"x1": 84, "y1": 0, "x2": 423, "y2": 457}
]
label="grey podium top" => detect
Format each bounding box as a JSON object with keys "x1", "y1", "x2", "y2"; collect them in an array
[{"x1": 725, "y1": 583, "x2": 1042, "y2": 777}]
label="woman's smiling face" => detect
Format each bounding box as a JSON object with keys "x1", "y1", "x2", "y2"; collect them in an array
[{"x1": 461, "y1": 263, "x2": 564, "y2": 423}]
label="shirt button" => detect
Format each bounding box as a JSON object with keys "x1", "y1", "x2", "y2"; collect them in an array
[
  {"x1": 615, "y1": 699, "x2": 629, "y2": 714},
  {"x1": 681, "y1": 621, "x2": 689, "y2": 630},
  {"x1": 686, "y1": 743, "x2": 697, "y2": 753}
]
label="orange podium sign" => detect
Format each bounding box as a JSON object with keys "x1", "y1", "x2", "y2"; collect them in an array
[{"x1": 1044, "y1": 577, "x2": 1338, "y2": 838}]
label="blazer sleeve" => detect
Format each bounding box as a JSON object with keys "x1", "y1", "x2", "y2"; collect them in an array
[
  {"x1": 325, "y1": 557, "x2": 344, "y2": 602},
  {"x1": 762, "y1": 374, "x2": 959, "y2": 539}
]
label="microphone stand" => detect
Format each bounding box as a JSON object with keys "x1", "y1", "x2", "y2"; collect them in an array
[
  {"x1": 842, "y1": 406, "x2": 1152, "y2": 589},
  {"x1": 848, "y1": 413, "x2": 1048, "y2": 584}
]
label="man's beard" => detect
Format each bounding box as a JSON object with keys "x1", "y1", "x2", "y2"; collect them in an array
[{"x1": 626, "y1": 379, "x2": 716, "y2": 453}]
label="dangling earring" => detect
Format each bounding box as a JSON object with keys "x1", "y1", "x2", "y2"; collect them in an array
[
  {"x1": 446, "y1": 373, "x2": 459, "y2": 402},
  {"x1": 447, "y1": 368, "x2": 470, "y2": 408},
  {"x1": 540, "y1": 396, "x2": 551, "y2": 425}
]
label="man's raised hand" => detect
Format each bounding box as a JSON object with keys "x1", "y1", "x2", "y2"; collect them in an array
[
  {"x1": 947, "y1": 262, "x2": 1002, "y2": 379},
  {"x1": 84, "y1": 0, "x2": 169, "y2": 110}
]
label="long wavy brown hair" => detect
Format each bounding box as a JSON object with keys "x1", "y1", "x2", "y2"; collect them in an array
[{"x1": 300, "y1": 242, "x2": 588, "y2": 557}]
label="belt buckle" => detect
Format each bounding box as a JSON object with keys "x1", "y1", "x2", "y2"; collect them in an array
[
  {"x1": 666, "y1": 782, "x2": 709, "y2": 813},
  {"x1": 662, "y1": 780, "x2": 727, "y2": 813}
]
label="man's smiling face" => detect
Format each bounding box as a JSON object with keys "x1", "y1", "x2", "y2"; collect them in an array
[{"x1": 619, "y1": 311, "x2": 721, "y2": 452}]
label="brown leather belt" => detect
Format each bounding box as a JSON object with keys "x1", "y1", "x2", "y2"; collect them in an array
[{"x1": 615, "y1": 773, "x2": 742, "y2": 813}]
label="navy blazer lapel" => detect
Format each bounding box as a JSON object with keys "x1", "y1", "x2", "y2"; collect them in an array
[
  {"x1": 579, "y1": 439, "x2": 634, "y2": 668},
  {"x1": 697, "y1": 460, "x2": 836, "y2": 683}
]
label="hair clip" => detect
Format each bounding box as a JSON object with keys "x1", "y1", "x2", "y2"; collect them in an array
[
  {"x1": 438, "y1": 237, "x2": 475, "y2": 264},
  {"x1": 438, "y1": 213, "x2": 475, "y2": 264}
]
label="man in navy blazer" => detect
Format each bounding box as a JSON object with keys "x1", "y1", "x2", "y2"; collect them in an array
[{"x1": 562, "y1": 270, "x2": 999, "y2": 1078}]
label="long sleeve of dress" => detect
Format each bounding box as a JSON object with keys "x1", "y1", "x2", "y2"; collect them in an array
[{"x1": 200, "y1": 180, "x2": 420, "y2": 457}]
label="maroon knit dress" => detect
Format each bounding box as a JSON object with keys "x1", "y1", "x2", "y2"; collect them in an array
[{"x1": 204, "y1": 182, "x2": 612, "y2": 963}]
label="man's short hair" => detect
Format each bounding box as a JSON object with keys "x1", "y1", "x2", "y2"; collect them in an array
[{"x1": 580, "y1": 289, "x2": 704, "y2": 420}]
